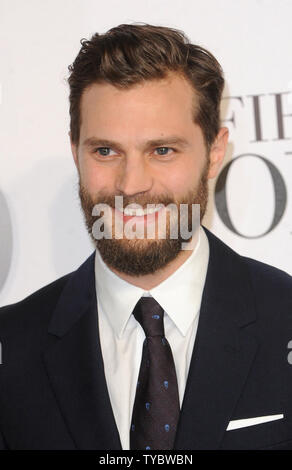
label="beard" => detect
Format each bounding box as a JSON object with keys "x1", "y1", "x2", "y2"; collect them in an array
[{"x1": 78, "y1": 162, "x2": 209, "y2": 276}]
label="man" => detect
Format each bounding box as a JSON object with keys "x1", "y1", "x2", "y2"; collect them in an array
[{"x1": 0, "y1": 23, "x2": 292, "y2": 451}]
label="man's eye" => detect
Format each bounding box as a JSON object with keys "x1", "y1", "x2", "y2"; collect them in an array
[
  {"x1": 154, "y1": 147, "x2": 174, "y2": 156},
  {"x1": 94, "y1": 147, "x2": 116, "y2": 157}
]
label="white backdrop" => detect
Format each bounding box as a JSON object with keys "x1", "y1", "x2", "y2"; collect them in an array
[{"x1": 0, "y1": 0, "x2": 291, "y2": 305}]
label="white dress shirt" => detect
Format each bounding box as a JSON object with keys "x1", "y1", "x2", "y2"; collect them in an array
[{"x1": 94, "y1": 225, "x2": 210, "y2": 450}]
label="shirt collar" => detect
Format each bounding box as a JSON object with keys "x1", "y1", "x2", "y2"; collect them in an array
[{"x1": 94, "y1": 225, "x2": 209, "y2": 338}]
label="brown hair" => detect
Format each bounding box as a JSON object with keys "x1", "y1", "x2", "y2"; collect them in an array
[{"x1": 68, "y1": 23, "x2": 224, "y2": 150}]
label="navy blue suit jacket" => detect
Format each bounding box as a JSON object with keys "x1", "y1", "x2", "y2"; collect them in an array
[{"x1": 0, "y1": 227, "x2": 292, "y2": 450}]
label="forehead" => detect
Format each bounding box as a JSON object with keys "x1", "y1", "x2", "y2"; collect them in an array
[
  {"x1": 78, "y1": 72, "x2": 200, "y2": 145},
  {"x1": 80, "y1": 72, "x2": 196, "y2": 117}
]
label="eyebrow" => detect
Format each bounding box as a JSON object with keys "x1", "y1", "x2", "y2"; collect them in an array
[{"x1": 82, "y1": 136, "x2": 190, "y2": 152}]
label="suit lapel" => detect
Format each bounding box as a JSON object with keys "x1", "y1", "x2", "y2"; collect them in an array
[
  {"x1": 42, "y1": 252, "x2": 122, "y2": 450},
  {"x1": 174, "y1": 227, "x2": 259, "y2": 450}
]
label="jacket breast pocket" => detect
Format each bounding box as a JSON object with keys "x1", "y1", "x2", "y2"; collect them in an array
[{"x1": 219, "y1": 418, "x2": 290, "y2": 450}]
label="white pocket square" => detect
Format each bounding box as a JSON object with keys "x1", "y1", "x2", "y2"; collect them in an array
[{"x1": 226, "y1": 414, "x2": 284, "y2": 431}]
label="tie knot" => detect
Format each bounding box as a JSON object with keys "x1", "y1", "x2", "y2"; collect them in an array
[{"x1": 132, "y1": 297, "x2": 165, "y2": 337}]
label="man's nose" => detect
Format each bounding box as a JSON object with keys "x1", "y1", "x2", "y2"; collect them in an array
[{"x1": 115, "y1": 156, "x2": 153, "y2": 197}]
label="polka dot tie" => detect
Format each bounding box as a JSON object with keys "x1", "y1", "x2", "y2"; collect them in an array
[{"x1": 130, "y1": 297, "x2": 180, "y2": 450}]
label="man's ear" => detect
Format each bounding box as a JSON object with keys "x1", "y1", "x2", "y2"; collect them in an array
[
  {"x1": 208, "y1": 127, "x2": 229, "y2": 179},
  {"x1": 69, "y1": 131, "x2": 79, "y2": 170}
]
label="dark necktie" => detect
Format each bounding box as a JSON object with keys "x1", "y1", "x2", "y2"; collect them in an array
[{"x1": 129, "y1": 296, "x2": 180, "y2": 450}]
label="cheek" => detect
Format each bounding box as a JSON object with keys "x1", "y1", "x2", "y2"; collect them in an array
[
  {"x1": 78, "y1": 156, "x2": 115, "y2": 192},
  {"x1": 164, "y1": 162, "x2": 198, "y2": 194}
]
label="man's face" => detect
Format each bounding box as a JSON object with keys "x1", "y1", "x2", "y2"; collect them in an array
[{"x1": 71, "y1": 72, "x2": 227, "y2": 276}]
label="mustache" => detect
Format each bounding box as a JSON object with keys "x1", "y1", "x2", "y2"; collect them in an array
[{"x1": 82, "y1": 192, "x2": 177, "y2": 209}]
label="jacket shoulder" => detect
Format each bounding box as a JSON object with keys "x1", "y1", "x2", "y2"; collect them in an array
[
  {"x1": 0, "y1": 272, "x2": 74, "y2": 333},
  {"x1": 203, "y1": 226, "x2": 292, "y2": 316},
  {"x1": 241, "y1": 255, "x2": 292, "y2": 329},
  {"x1": 242, "y1": 255, "x2": 292, "y2": 292},
  {"x1": 204, "y1": 225, "x2": 292, "y2": 291}
]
